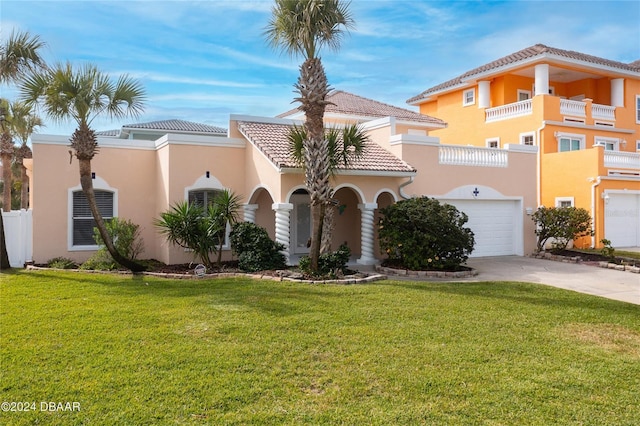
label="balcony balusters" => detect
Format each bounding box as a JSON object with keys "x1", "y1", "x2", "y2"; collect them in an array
[
  {"x1": 485, "y1": 99, "x2": 532, "y2": 122},
  {"x1": 604, "y1": 151, "x2": 640, "y2": 169},
  {"x1": 439, "y1": 145, "x2": 508, "y2": 167}
]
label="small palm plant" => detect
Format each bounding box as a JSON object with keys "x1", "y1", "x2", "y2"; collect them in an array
[{"x1": 155, "y1": 189, "x2": 241, "y2": 269}]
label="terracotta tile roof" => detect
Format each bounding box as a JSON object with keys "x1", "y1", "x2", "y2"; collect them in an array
[
  {"x1": 408, "y1": 44, "x2": 640, "y2": 104},
  {"x1": 237, "y1": 119, "x2": 416, "y2": 174},
  {"x1": 278, "y1": 90, "x2": 445, "y2": 127},
  {"x1": 122, "y1": 119, "x2": 227, "y2": 135},
  {"x1": 629, "y1": 59, "x2": 640, "y2": 71}
]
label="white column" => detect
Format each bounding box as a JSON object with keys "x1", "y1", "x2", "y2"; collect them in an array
[
  {"x1": 534, "y1": 64, "x2": 549, "y2": 96},
  {"x1": 611, "y1": 78, "x2": 624, "y2": 107},
  {"x1": 478, "y1": 80, "x2": 491, "y2": 108},
  {"x1": 272, "y1": 203, "x2": 293, "y2": 262},
  {"x1": 357, "y1": 203, "x2": 378, "y2": 265},
  {"x1": 243, "y1": 204, "x2": 259, "y2": 223}
]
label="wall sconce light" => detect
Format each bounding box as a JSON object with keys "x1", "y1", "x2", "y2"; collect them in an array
[
  {"x1": 91, "y1": 172, "x2": 96, "y2": 179},
  {"x1": 526, "y1": 207, "x2": 533, "y2": 215},
  {"x1": 621, "y1": 139, "x2": 627, "y2": 147},
  {"x1": 206, "y1": 171, "x2": 210, "y2": 178},
  {"x1": 601, "y1": 192, "x2": 610, "y2": 204},
  {"x1": 472, "y1": 187, "x2": 480, "y2": 198}
]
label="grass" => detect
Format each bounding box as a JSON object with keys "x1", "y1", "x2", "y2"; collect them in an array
[{"x1": 1, "y1": 270, "x2": 639, "y2": 425}]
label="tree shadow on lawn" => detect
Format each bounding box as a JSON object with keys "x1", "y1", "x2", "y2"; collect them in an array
[{"x1": 383, "y1": 279, "x2": 639, "y2": 313}]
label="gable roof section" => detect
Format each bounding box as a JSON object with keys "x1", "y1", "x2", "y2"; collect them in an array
[
  {"x1": 408, "y1": 44, "x2": 640, "y2": 104},
  {"x1": 279, "y1": 90, "x2": 445, "y2": 127},
  {"x1": 237, "y1": 119, "x2": 416, "y2": 175}
]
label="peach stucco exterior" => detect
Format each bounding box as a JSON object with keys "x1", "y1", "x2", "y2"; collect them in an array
[
  {"x1": 29, "y1": 105, "x2": 538, "y2": 266},
  {"x1": 410, "y1": 45, "x2": 640, "y2": 249}
]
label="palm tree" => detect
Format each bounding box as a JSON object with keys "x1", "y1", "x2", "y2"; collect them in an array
[
  {"x1": 7, "y1": 100, "x2": 42, "y2": 209},
  {"x1": 289, "y1": 123, "x2": 367, "y2": 253},
  {"x1": 265, "y1": 0, "x2": 354, "y2": 272},
  {"x1": 20, "y1": 62, "x2": 147, "y2": 272},
  {"x1": 0, "y1": 30, "x2": 45, "y2": 269},
  {"x1": 0, "y1": 101, "x2": 14, "y2": 211},
  {"x1": 211, "y1": 190, "x2": 242, "y2": 268}
]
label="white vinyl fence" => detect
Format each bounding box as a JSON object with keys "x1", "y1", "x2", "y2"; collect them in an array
[{"x1": 2, "y1": 209, "x2": 33, "y2": 268}]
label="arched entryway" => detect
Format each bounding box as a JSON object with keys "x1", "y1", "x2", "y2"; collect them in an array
[
  {"x1": 246, "y1": 186, "x2": 275, "y2": 239},
  {"x1": 374, "y1": 191, "x2": 397, "y2": 261}
]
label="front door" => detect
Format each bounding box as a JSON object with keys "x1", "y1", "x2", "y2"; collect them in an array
[{"x1": 291, "y1": 193, "x2": 312, "y2": 254}]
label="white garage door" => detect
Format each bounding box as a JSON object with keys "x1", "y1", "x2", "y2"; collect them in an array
[
  {"x1": 441, "y1": 199, "x2": 519, "y2": 257},
  {"x1": 605, "y1": 193, "x2": 640, "y2": 248}
]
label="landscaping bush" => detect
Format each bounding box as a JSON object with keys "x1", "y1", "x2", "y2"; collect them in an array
[
  {"x1": 80, "y1": 249, "x2": 118, "y2": 271},
  {"x1": 93, "y1": 217, "x2": 145, "y2": 260},
  {"x1": 299, "y1": 244, "x2": 351, "y2": 278},
  {"x1": 47, "y1": 257, "x2": 79, "y2": 269},
  {"x1": 229, "y1": 222, "x2": 287, "y2": 272},
  {"x1": 532, "y1": 206, "x2": 592, "y2": 252},
  {"x1": 378, "y1": 197, "x2": 474, "y2": 271}
]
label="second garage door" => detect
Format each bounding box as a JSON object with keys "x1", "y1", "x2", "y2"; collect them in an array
[
  {"x1": 604, "y1": 193, "x2": 640, "y2": 248},
  {"x1": 440, "y1": 199, "x2": 520, "y2": 257}
]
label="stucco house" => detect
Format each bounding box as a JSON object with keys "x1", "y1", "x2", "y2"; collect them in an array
[
  {"x1": 408, "y1": 44, "x2": 640, "y2": 249},
  {"x1": 26, "y1": 90, "x2": 538, "y2": 267}
]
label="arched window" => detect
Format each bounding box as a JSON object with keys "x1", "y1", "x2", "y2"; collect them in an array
[{"x1": 188, "y1": 189, "x2": 223, "y2": 208}]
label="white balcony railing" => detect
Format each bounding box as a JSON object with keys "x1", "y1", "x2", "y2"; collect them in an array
[
  {"x1": 439, "y1": 145, "x2": 508, "y2": 168},
  {"x1": 560, "y1": 99, "x2": 586, "y2": 117},
  {"x1": 485, "y1": 99, "x2": 532, "y2": 122},
  {"x1": 592, "y1": 103, "x2": 616, "y2": 120},
  {"x1": 604, "y1": 151, "x2": 640, "y2": 169}
]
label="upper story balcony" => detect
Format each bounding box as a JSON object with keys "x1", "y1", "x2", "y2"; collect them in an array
[{"x1": 485, "y1": 96, "x2": 617, "y2": 124}]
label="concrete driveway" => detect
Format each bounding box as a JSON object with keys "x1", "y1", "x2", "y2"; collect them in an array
[{"x1": 464, "y1": 256, "x2": 640, "y2": 305}]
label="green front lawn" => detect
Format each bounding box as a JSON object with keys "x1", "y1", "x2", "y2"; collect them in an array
[{"x1": 1, "y1": 270, "x2": 639, "y2": 425}]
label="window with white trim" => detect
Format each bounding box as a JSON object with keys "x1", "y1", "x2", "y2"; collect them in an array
[
  {"x1": 520, "y1": 132, "x2": 535, "y2": 146},
  {"x1": 636, "y1": 95, "x2": 640, "y2": 123},
  {"x1": 594, "y1": 137, "x2": 618, "y2": 151},
  {"x1": 557, "y1": 133, "x2": 585, "y2": 152},
  {"x1": 637, "y1": 140, "x2": 640, "y2": 152},
  {"x1": 463, "y1": 88, "x2": 475, "y2": 106},
  {"x1": 555, "y1": 197, "x2": 574, "y2": 208},
  {"x1": 72, "y1": 190, "x2": 114, "y2": 246},
  {"x1": 517, "y1": 89, "x2": 531, "y2": 101},
  {"x1": 485, "y1": 138, "x2": 500, "y2": 148}
]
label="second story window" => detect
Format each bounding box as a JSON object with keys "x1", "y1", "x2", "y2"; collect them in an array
[
  {"x1": 463, "y1": 88, "x2": 475, "y2": 106},
  {"x1": 558, "y1": 135, "x2": 584, "y2": 152},
  {"x1": 636, "y1": 95, "x2": 640, "y2": 123}
]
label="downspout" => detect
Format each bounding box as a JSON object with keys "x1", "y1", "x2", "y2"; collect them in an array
[
  {"x1": 590, "y1": 176, "x2": 601, "y2": 248},
  {"x1": 536, "y1": 121, "x2": 546, "y2": 207},
  {"x1": 399, "y1": 175, "x2": 414, "y2": 200}
]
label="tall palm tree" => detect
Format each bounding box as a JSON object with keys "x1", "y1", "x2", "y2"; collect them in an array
[
  {"x1": 8, "y1": 100, "x2": 42, "y2": 209},
  {"x1": 265, "y1": 0, "x2": 354, "y2": 272},
  {"x1": 20, "y1": 62, "x2": 147, "y2": 272},
  {"x1": 0, "y1": 99, "x2": 14, "y2": 211},
  {"x1": 0, "y1": 30, "x2": 45, "y2": 269},
  {"x1": 289, "y1": 123, "x2": 367, "y2": 254}
]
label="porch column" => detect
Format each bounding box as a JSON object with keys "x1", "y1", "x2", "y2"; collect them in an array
[
  {"x1": 478, "y1": 80, "x2": 491, "y2": 108},
  {"x1": 611, "y1": 78, "x2": 624, "y2": 107},
  {"x1": 534, "y1": 64, "x2": 549, "y2": 96},
  {"x1": 272, "y1": 203, "x2": 293, "y2": 262},
  {"x1": 243, "y1": 204, "x2": 259, "y2": 223},
  {"x1": 357, "y1": 202, "x2": 378, "y2": 265}
]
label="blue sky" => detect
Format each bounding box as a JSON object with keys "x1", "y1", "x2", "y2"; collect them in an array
[{"x1": 2, "y1": 0, "x2": 639, "y2": 136}]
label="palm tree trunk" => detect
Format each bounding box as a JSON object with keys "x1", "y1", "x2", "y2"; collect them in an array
[
  {"x1": 78, "y1": 158, "x2": 145, "y2": 273},
  {"x1": 0, "y1": 211, "x2": 10, "y2": 269},
  {"x1": 1, "y1": 152, "x2": 12, "y2": 210},
  {"x1": 321, "y1": 202, "x2": 335, "y2": 254},
  {"x1": 20, "y1": 165, "x2": 28, "y2": 209},
  {"x1": 297, "y1": 57, "x2": 332, "y2": 272}
]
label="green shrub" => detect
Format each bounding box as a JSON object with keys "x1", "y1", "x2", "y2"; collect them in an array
[
  {"x1": 47, "y1": 257, "x2": 79, "y2": 269},
  {"x1": 229, "y1": 222, "x2": 287, "y2": 272},
  {"x1": 80, "y1": 250, "x2": 117, "y2": 271},
  {"x1": 532, "y1": 206, "x2": 592, "y2": 252},
  {"x1": 299, "y1": 244, "x2": 351, "y2": 278},
  {"x1": 378, "y1": 197, "x2": 474, "y2": 271},
  {"x1": 93, "y1": 217, "x2": 144, "y2": 260},
  {"x1": 600, "y1": 239, "x2": 615, "y2": 260}
]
